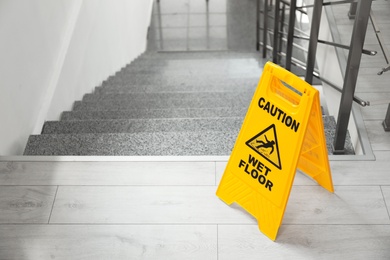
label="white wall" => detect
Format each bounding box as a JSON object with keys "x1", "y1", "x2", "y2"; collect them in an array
[{"x1": 0, "y1": 0, "x2": 153, "y2": 155}]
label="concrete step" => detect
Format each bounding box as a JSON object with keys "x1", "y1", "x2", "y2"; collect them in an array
[
  {"x1": 101, "y1": 77, "x2": 260, "y2": 89},
  {"x1": 42, "y1": 118, "x2": 243, "y2": 134},
  {"x1": 102, "y1": 71, "x2": 260, "y2": 82},
  {"x1": 121, "y1": 52, "x2": 320, "y2": 84},
  {"x1": 99, "y1": 76, "x2": 260, "y2": 91},
  {"x1": 101, "y1": 55, "x2": 262, "y2": 86},
  {"x1": 124, "y1": 54, "x2": 263, "y2": 66},
  {"x1": 24, "y1": 131, "x2": 237, "y2": 156},
  {"x1": 82, "y1": 91, "x2": 254, "y2": 102},
  {"x1": 95, "y1": 79, "x2": 258, "y2": 94},
  {"x1": 25, "y1": 116, "x2": 352, "y2": 156},
  {"x1": 116, "y1": 59, "x2": 264, "y2": 75},
  {"x1": 73, "y1": 95, "x2": 252, "y2": 111},
  {"x1": 60, "y1": 107, "x2": 248, "y2": 121},
  {"x1": 136, "y1": 51, "x2": 264, "y2": 60},
  {"x1": 107, "y1": 70, "x2": 261, "y2": 82}
]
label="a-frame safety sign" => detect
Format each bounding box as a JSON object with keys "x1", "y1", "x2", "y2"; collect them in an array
[{"x1": 216, "y1": 62, "x2": 334, "y2": 241}]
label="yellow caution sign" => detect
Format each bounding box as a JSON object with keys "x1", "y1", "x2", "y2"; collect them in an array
[{"x1": 216, "y1": 62, "x2": 333, "y2": 241}]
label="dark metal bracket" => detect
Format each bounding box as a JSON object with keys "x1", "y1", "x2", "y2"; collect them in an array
[
  {"x1": 383, "y1": 104, "x2": 390, "y2": 132},
  {"x1": 298, "y1": 0, "x2": 357, "y2": 10}
]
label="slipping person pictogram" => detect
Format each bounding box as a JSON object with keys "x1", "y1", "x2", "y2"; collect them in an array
[
  {"x1": 256, "y1": 135, "x2": 275, "y2": 155},
  {"x1": 246, "y1": 124, "x2": 282, "y2": 170}
]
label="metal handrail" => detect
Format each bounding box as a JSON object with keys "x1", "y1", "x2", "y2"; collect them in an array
[
  {"x1": 256, "y1": 0, "x2": 374, "y2": 154},
  {"x1": 259, "y1": 29, "x2": 309, "y2": 52},
  {"x1": 368, "y1": 7, "x2": 390, "y2": 131},
  {"x1": 293, "y1": 36, "x2": 376, "y2": 56},
  {"x1": 289, "y1": 57, "x2": 369, "y2": 107},
  {"x1": 257, "y1": 42, "x2": 370, "y2": 107},
  {"x1": 297, "y1": 0, "x2": 358, "y2": 10},
  {"x1": 261, "y1": 31, "x2": 377, "y2": 56},
  {"x1": 257, "y1": 0, "x2": 310, "y2": 52},
  {"x1": 370, "y1": 10, "x2": 390, "y2": 75}
]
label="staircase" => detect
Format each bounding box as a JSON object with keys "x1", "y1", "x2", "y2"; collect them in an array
[
  {"x1": 24, "y1": 51, "x2": 354, "y2": 156},
  {"x1": 24, "y1": 51, "x2": 258, "y2": 156}
]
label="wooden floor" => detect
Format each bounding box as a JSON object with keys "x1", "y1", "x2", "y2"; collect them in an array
[
  {"x1": 1, "y1": 1, "x2": 390, "y2": 259},
  {"x1": 1, "y1": 155, "x2": 390, "y2": 259}
]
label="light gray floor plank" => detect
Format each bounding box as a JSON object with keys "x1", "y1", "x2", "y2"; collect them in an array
[
  {"x1": 361, "y1": 104, "x2": 389, "y2": 121},
  {"x1": 49, "y1": 185, "x2": 389, "y2": 225},
  {"x1": 379, "y1": 186, "x2": 390, "y2": 217},
  {"x1": 0, "y1": 186, "x2": 57, "y2": 223},
  {"x1": 0, "y1": 224, "x2": 217, "y2": 260},
  {"x1": 330, "y1": 151, "x2": 390, "y2": 185},
  {"x1": 285, "y1": 185, "x2": 389, "y2": 224},
  {"x1": 358, "y1": 92, "x2": 390, "y2": 120},
  {"x1": 218, "y1": 224, "x2": 390, "y2": 260},
  {"x1": 365, "y1": 120, "x2": 390, "y2": 150},
  {"x1": 0, "y1": 161, "x2": 215, "y2": 186},
  {"x1": 355, "y1": 73, "x2": 390, "y2": 93},
  {"x1": 50, "y1": 186, "x2": 254, "y2": 224}
]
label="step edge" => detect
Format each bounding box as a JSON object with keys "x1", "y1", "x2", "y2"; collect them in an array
[{"x1": 0, "y1": 154, "x2": 376, "y2": 162}]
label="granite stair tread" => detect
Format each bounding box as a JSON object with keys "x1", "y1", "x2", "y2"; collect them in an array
[
  {"x1": 95, "y1": 80, "x2": 259, "y2": 94},
  {"x1": 42, "y1": 118, "x2": 244, "y2": 134},
  {"x1": 106, "y1": 52, "x2": 264, "y2": 80},
  {"x1": 24, "y1": 131, "x2": 237, "y2": 156},
  {"x1": 73, "y1": 96, "x2": 252, "y2": 111},
  {"x1": 102, "y1": 72, "x2": 260, "y2": 80},
  {"x1": 114, "y1": 63, "x2": 263, "y2": 76},
  {"x1": 82, "y1": 91, "x2": 254, "y2": 101},
  {"x1": 60, "y1": 107, "x2": 248, "y2": 121},
  {"x1": 100, "y1": 73, "x2": 261, "y2": 87},
  {"x1": 25, "y1": 116, "x2": 352, "y2": 156},
  {"x1": 134, "y1": 51, "x2": 265, "y2": 60},
  {"x1": 120, "y1": 57, "x2": 263, "y2": 67}
]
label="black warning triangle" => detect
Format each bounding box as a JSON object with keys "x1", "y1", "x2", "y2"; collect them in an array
[{"x1": 246, "y1": 124, "x2": 282, "y2": 170}]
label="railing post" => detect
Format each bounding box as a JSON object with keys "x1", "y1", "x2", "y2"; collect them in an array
[
  {"x1": 333, "y1": 0, "x2": 373, "y2": 154},
  {"x1": 383, "y1": 104, "x2": 390, "y2": 131},
  {"x1": 305, "y1": 0, "x2": 323, "y2": 84},
  {"x1": 263, "y1": 0, "x2": 269, "y2": 58},
  {"x1": 278, "y1": 2, "x2": 286, "y2": 64},
  {"x1": 156, "y1": 0, "x2": 164, "y2": 50},
  {"x1": 257, "y1": 0, "x2": 260, "y2": 51},
  {"x1": 272, "y1": 0, "x2": 281, "y2": 63},
  {"x1": 285, "y1": 0, "x2": 297, "y2": 71}
]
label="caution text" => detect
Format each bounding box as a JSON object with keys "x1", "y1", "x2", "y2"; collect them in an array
[{"x1": 258, "y1": 97, "x2": 300, "y2": 132}]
